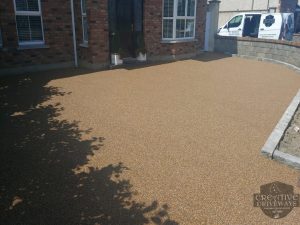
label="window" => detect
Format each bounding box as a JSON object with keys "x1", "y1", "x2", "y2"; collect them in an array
[
  {"x1": 162, "y1": 0, "x2": 196, "y2": 40},
  {"x1": 81, "y1": 0, "x2": 88, "y2": 43},
  {"x1": 228, "y1": 15, "x2": 243, "y2": 28},
  {"x1": 14, "y1": 0, "x2": 44, "y2": 45}
]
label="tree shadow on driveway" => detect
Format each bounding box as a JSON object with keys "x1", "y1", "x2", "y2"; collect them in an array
[{"x1": 0, "y1": 71, "x2": 178, "y2": 225}]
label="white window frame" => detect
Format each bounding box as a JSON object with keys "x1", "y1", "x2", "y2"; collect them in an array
[
  {"x1": 81, "y1": 0, "x2": 88, "y2": 43},
  {"x1": 13, "y1": 0, "x2": 45, "y2": 46},
  {"x1": 162, "y1": 0, "x2": 197, "y2": 41}
]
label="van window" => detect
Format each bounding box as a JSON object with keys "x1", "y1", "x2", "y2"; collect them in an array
[
  {"x1": 243, "y1": 15, "x2": 261, "y2": 37},
  {"x1": 228, "y1": 15, "x2": 243, "y2": 28}
]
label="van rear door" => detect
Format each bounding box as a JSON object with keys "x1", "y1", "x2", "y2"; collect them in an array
[{"x1": 258, "y1": 14, "x2": 282, "y2": 39}]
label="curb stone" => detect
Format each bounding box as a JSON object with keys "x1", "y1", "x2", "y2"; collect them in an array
[{"x1": 260, "y1": 89, "x2": 300, "y2": 170}]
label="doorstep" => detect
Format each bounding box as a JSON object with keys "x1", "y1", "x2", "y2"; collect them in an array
[{"x1": 109, "y1": 57, "x2": 148, "y2": 69}]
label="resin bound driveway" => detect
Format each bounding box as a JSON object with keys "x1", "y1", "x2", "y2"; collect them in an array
[{"x1": 1, "y1": 54, "x2": 300, "y2": 225}]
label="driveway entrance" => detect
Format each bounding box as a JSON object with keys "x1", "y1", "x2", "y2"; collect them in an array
[{"x1": 1, "y1": 54, "x2": 300, "y2": 224}]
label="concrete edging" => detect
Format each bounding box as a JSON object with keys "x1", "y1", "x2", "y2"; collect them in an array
[{"x1": 261, "y1": 89, "x2": 300, "y2": 170}]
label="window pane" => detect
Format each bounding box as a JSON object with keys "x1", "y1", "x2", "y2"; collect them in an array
[
  {"x1": 163, "y1": 19, "x2": 173, "y2": 38},
  {"x1": 16, "y1": 0, "x2": 39, "y2": 11},
  {"x1": 163, "y1": 0, "x2": 174, "y2": 17},
  {"x1": 16, "y1": 0, "x2": 28, "y2": 11},
  {"x1": 16, "y1": 15, "x2": 43, "y2": 42},
  {"x1": 185, "y1": 19, "x2": 194, "y2": 37},
  {"x1": 27, "y1": 0, "x2": 39, "y2": 11},
  {"x1": 29, "y1": 16, "x2": 43, "y2": 40},
  {"x1": 177, "y1": 0, "x2": 186, "y2": 16},
  {"x1": 81, "y1": 0, "x2": 87, "y2": 14},
  {"x1": 16, "y1": 15, "x2": 30, "y2": 42},
  {"x1": 176, "y1": 19, "x2": 185, "y2": 38},
  {"x1": 228, "y1": 15, "x2": 243, "y2": 28},
  {"x1": 187, "y1": 0, "x2": 195, "y2": 16},
  {"x1": 83, "y1": 16, "x2": 88, "y2": 42}
]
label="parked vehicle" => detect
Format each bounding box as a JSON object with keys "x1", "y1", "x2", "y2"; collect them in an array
[{"x1": 217, "y1": 13, "x2": 294, "y2": 41}]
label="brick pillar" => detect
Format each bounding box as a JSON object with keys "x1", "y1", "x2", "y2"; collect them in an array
[
  {"x1": 0, "y1": 0, "x2": 18, "y2": 48},
  {"x1": 88, "y1": 0, "x2": 109, "y2": 65}
]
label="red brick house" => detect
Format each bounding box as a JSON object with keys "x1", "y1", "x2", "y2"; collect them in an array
[{"x1": 0, "y1": 0, "x2": 207, "y2": 74}]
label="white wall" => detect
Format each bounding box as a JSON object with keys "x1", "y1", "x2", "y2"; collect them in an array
[
  {"x1": 253, "y1": 0, "x2": 278, "y2": 10},
  {"x1": 219, "y1": 0, "x2": 279, "y2": 11},
  {"x1": 218, "y1": 0, "x2": 280, "y2": 26},
  {"x1": 219, "y1": 0, "x2": 253, "y2": 11}
]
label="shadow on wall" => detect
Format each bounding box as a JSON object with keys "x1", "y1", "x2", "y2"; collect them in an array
[
  {"x1": 0, "y1": 71, "x2": 178, "y2": 225},
  {"x1": 193, "y1": 52, "x2": 232, "y2": 62},
  {"x1": 214, "y1": 36, "x2": 238, "y2": 55}
]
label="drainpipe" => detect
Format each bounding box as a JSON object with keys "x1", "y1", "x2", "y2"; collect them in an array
[{"x1": 70, "y1": 0, "x2": 78, "y2": 67}]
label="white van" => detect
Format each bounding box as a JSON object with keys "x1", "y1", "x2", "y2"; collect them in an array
[{"x1": 217, "y1": 13, "x2": 294, "y2": 41}]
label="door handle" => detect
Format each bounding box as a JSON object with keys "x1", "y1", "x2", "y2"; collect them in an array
[
  {"x1": 260, "y1": 28, "x2": 264, "y2": 31},
  {"x1": 238, "y1": 28, "x2": 242, "y2": 31}
]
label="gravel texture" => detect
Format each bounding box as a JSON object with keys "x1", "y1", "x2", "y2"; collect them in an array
[
  {"x1": 278, "y1": 105, "x2": 300, "y2": 158},
  {"x1": 1, "y1": 53, "x2": 300, "y2": 225}
]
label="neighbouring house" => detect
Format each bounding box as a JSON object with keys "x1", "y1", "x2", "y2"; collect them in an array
[
  {"x1": 0, "y1": 0, "x2": 207, "y2": 75},
  {"x1": 218, "y1": 0, "x2": 299, "y2": 28}
]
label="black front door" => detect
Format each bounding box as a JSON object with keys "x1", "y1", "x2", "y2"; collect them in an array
[
  {"x1": 108, "y1": 0, "x2": 144, "y2": 59},
  {"x1": 116, "y1": 0, "x2": 134, "y2": 57}
]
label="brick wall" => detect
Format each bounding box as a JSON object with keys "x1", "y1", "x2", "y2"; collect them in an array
[
  {"x1": 75, "y1": 0, "x2": 109, "y2": 67},
  {"x1": 1, "y1": 0, "x2": 207, "y2": 72},
  {"x1": 0, "y1": 0, "x2": 74, "y2": 70},
  {"x1": 144, "y1": 0, "x2": 206, "y2": 59}
]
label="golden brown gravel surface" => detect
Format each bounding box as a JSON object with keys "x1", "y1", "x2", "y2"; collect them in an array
[
  {"x1": 45, "y1": 55, "x2": 300, "y2": 225},
  {"x1": 2, "y1": 54, "x2": 300, "y2": 225}
]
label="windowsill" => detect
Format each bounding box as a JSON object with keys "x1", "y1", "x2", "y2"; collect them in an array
[
  {"x1": 161, "y1": 38, "x2": 198, "y2": 44},
  {"x1": 18, "y1": 44, "x2": 49, "y2": 50},
  {"x1": 80, "y1": 42, "x2": 89, "y2": 48}
]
